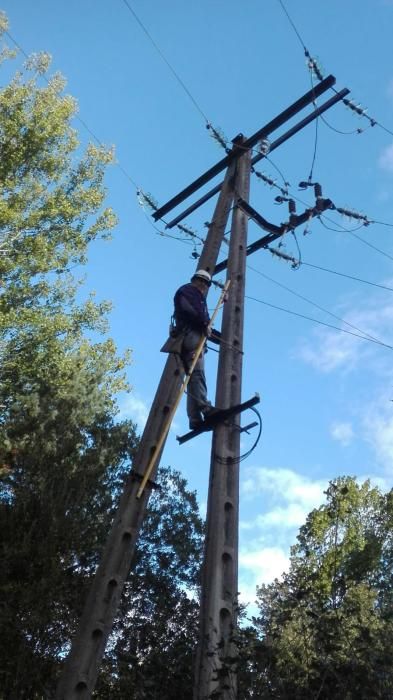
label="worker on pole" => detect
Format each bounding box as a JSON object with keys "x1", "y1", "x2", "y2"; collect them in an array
[{"x1": 173, "y1": 270, "x2": 217, "y2": 429}]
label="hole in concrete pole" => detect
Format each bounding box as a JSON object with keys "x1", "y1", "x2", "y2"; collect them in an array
[
  {"x1": 104, "y1": 577, "x2": 119, "y2": 605},
  {"x1": 219, "y1": 608, "x2": 232, "y2": 657},
  {"x1": 224, "y1": 502, "x2": 234, "y2": 546},
  {"x1": 75, "y1": 680, "x2": 89, "y2": 696},
  {"x1": 222, "y1": 552, "x2": 233, "y2": 601}
]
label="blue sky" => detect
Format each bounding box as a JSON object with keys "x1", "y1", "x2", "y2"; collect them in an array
[{"x1": 4, "y1": 0, "x2": 393, "y2": 612}]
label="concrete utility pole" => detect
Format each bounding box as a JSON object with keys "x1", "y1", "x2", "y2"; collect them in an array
[
  {"x1": 56, "y1": 162, "x2": 236, "y2": 700},
  {"x1": 56, "y1": 74, "x2": 350, "y2": 699},
  {"x1": 193, "y1": 143, "x2": 251, "y2": 700}
]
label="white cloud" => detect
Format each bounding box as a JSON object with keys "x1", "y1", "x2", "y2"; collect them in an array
[
  {"x1": 240, "y1": 547, "x2": 289, "y2": 582},
  {"x1": 330, "y1": 421, "x2": 354, "y2": 446},
  {"x1": 242, "y1": 466, "x2": 326, "y2": 512},
  {"x1": 363, "y1": 404, "x2": 393, "y2": 470},
  {"x1": 238, "y1": 546, "x2": 289, "y2": 614},
  {"x1": 379, "y1": 143, "x2": 393, "y2": 173},
  {"x1": 118, "y1": 394, "x2": 150, "y2": 429},
  {"x1": 296, "y1": 294, "x2": 393, "y2": 374},
  {"x1": 297, "y1": 328, "x2": 358, "y2": 372},
  {"x1": 238, "y1": 467, "x2": 328, "y2": 611}
]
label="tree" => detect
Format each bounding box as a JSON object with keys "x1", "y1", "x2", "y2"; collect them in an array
[
  {"x1": 0, "y1": 18, "x2": 138, "y2": 698},
  {"x1": 95, "y1": 467, "x2": 204, "y2": 700},
  {"x1": 0, "y1": 22, "x2": 205, "y2": 700},
  {"x1": 246, "y1": 477, "x2": 393, "y2": 699}
]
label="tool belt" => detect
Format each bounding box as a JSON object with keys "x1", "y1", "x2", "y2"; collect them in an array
[{"x1": 160, "y1": 317, "x2": 187, "y2": 354}]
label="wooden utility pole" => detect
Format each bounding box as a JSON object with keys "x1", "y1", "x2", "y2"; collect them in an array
[
  {"x1": 55, "y1": 162, "x2": 236, "y2": 700},
  {"x1": 193, "y1": 142, "x2": 251, "y2": 700}
]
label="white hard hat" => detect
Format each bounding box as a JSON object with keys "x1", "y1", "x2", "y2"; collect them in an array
[{"x1": 193, "y1": 269, "x2": 211, "y2": 285}]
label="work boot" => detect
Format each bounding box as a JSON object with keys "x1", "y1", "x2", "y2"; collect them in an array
[
  {"x1": 189, "y1": 418, "x2": 203, "y2": 430},
  {"x1": 202, "y1": 406, "x2": 221, "y2": 420}
]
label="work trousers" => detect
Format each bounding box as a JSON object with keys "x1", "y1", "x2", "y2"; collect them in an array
[{"x1": 182, "y1": 329, "x2": 212, "y2": 422}]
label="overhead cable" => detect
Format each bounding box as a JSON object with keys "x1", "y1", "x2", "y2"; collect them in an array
[
  {"x1": 5, "y1": 29, "x2": 140, "y2": 191},
  {"x1": 276, "y1": 0, "x2": 393, "y2": 138},
  {"x1": 120, "y1": 0, "x2": 210, "y2": 123},
  {"x1": 301, "y1": 261, "x2": 393, "y2": 293},
  {"x1": 247, "y1": 263, "x2": 385, "y2": 345},
  {"x1": 246, "y1": 295, "x2": 393, "y2": 351}
]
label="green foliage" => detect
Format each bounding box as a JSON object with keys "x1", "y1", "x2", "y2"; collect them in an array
[
  {"x1": 95, "y1": 467, "x2": 204, "y2": 700},
  {"x1": 0, "y1": 28, "x2": 205, "y2": 700},
  {"x1": 243, "y1": 477, "x2": 393, "y2": 699},
  {"x1": 0, "y1": 35, "x2": 117, "y2": 340},
  {"x1": 0, "y1": 27, "x2": 137, "y2": 699}
]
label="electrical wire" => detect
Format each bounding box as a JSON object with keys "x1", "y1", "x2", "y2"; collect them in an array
[
  {"x1": 310, "y1": 73, "x2": 363, "y2": 136},
  {"x1": 318, "y1": 218, "x2": 365, "y2": 234},
  {"x1": 290, "y1": 230, "x2": 302, "y2": 268},
  {"x1": 276, "y1": 0, "x2": 393, "y2": 139},
  {"x1": 120, "y1": 0, "x2": 209, "y2": 124},
  {"x1": 308, "y1": 90, "x2": 319, "y2": 182},
  {"x1": 276, "y1": 0, "x2": 307, "y2": 53},
  {"x1": 215, "y1": 406, "x2": 263, "y2": 465},
  {"x1": 264, "y1": 180, "x2": 393, "y2": 263},
  {"x1": 246, "y1": 295, "x2": 393, "y2": 351},
  {"x1": 367, "y1": 219, "x2": 393, "y2": 229},
  {"x1": 319, "y1": 112, "x2": 364, "y2": 136},
  {"x1": 4, "y1": 29, "x2": 140, "y2": 191},
  {"x1": 264, "y1": 156, "x2": 290, "y2": 190},
  {"x1": 247, "y1": 263, "x2": 385, "y2": 345},
  {"x1": 349, "y1": 230, "x2": 393, "y2": 262},
  {"x1": 301, "y1": 261, "x2": 393, "y2": 293},
  {"x1": 319, "y1": 210, "x2": 393, "y2": 263},
  {"x1": 141, "y1": 208, "x2": 195, "y2": 246}
]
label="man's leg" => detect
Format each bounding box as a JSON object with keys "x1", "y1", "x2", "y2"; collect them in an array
[{"x1": 182, "y1": 331, "x2": 212, "y2": 428}]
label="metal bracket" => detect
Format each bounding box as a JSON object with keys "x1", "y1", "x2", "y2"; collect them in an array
[{"x1": 176, "y1": 393, "x2": 261, "y2": 445}]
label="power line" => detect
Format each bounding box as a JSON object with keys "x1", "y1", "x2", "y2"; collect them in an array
[
  {"x1": 246, "y1": 295, "x2": 393, "y2": 351},
  {"x1": 276, "y1": 0, "x2": 393, "y2": 139},
  {"x1": 319, "y1": 112, "x2": 365, "y2": 136},
  {"x1": 349, "y1": 230, "x2": 393, "y2": 262},
  {"x1": 370, "y1": 219, "x2": 393, "y2": 229},
  {"x1": 271, "y1": 182, "x2": 393, "y2": 263},
  {"x1": 247, "y1": 263, "x2": 385, "y2": 345},
  {"x1": 120, "y1": 0, "x2": 209, "y2": 124},
  {"x1": 4, "y1": 27, "x2": 210, "y2": 248},
  {"x1": 276, "y1": 0, "x2": 307, "y2": 52},
  {"x1": 318, "y1": 218, "x2": 365, "y2": 234},
  {"x1": 5, "y1": 29, "x2": 140, "y2": 191},
  {"x1": 301, "y1": 261, "x2": 393, "y2": 293},
  {"x1": 317, "y1": 215, "x2": 393, "y2": 263},
  {"x1": 264, "y1": 156, "x2": 290, "y2": 190}
]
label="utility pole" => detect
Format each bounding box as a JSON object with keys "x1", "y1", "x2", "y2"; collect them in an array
[
  {"x1": 193, "y1": 142, "x2": 251, "y2": 700},
  {"x1": 56, "y1": 162, "x2": 236, "y2": 700},
  {"x1": 56, "y1": 74, "x2": 350, "y2": 699}
]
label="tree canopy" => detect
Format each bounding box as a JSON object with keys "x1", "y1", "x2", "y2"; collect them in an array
[
  {"x1": 0, "y1": 22, "x2": 205, "y2": 699},
  {"x1": 244, "y1": 477, "x2": 393, "y2": 699}
]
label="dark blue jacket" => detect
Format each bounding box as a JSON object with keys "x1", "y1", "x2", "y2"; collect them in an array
[{"x1": 174, "y1": 283, "x2": 210, "y2": 332}]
